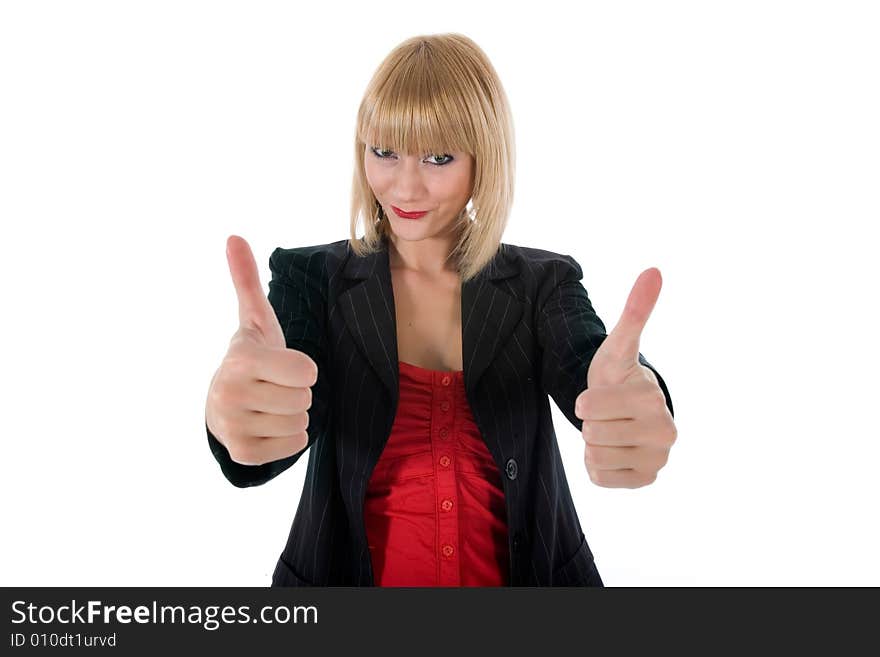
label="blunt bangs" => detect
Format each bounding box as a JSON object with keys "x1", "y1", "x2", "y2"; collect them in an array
[{"x1": 357, "y1": 54, "x2": 476, "y2": 157}]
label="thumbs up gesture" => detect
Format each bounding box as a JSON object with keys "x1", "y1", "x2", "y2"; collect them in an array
[
  {"x1": 205, "y1": 235, "x2": 319, "y2": 466},
  {"x1": 574, "y1": 268, "x2": 677, "y2": 488}
]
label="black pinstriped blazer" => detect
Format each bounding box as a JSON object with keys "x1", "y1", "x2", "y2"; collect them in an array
[{"x1": 206, "y1": 236, "x2": 674, "y2": 586}]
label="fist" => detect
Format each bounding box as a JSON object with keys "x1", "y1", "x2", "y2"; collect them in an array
[
  {"x1": 575, "y1": 268, "x2": 677, "y2": 488},
  {"x1": 205, "y1": 235, "x2": 319, "y2": 466}
]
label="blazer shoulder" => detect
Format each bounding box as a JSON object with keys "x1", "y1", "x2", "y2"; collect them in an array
[
  {"x1": 501, "y1": 242, "x2": 584, "y2": 283},
  {"x1": 269, "y1": 238, "x2": 349, "y2": 301},
  {"x1": 270, "y1": 238, "x2": 348, "y2": 276}
]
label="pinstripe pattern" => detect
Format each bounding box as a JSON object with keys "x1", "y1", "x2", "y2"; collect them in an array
[{"x1": 206, "y1": 236, "x2": 674, "y2": 586}]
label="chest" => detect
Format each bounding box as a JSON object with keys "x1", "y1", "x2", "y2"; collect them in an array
[{"x1": 390, "y1": 269, "x2": 463, "y2": 372}]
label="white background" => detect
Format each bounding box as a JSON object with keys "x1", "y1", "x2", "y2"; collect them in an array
[{"x1": 2, "y1": 0, "x2": 877, "y2": 586}]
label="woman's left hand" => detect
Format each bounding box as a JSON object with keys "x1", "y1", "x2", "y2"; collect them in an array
[{"x1": 574, "y1": 268, "x2": 677, "y2": 489}]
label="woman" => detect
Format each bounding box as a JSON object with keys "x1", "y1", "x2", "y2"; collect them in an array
[{"x1": 205, "y1": 33, "x2": 676, "y2": 586}]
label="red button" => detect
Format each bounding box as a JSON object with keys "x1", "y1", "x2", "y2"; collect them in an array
[
  {"x1": 441, "y1": 499, "x2": 454, "y2": 511},
  {"x1": 439, "y1": 427, "x2": 449, "y2": 439},
  {"x1": 441, "y1": 375, "x2": 451, "y2": 386},
  {"x1": 439, "y1": 455, "x2": 451, "y2": 467},
  {"x1": 441, "y1": 544, "x2": 454, "y2": 557},
  {"x1": 440, "y1": 401, "x2": 450, "y2": 412}
]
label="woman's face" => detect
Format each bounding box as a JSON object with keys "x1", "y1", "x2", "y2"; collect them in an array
[{"x1": 363, "y1": 143, "x2": 474, "y2": 243}]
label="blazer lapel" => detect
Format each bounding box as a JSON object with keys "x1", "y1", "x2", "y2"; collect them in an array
[
  {"x1": 339, "y1": 237, "x2": 522, "y2": 409},
  {"x1": 460, "y1": 247, "x2": 522, "y2": 399},
  {"x1": 338, "y1": 240, "x2": 399, "y2": 401}
]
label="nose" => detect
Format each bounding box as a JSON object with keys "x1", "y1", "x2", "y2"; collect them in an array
[{"x1": 392, "y1": 156, "x2": 428, "y2": 201}]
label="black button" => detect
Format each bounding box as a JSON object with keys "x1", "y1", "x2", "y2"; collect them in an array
[
  {"x1": 512, "y1": 533, "x2": 522, "y2": 552},
  {"x1": 505, "y1": 458, "x2": 518, "y2": 480}
]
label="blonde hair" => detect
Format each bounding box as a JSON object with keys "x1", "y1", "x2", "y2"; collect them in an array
[{"x1": 349, "y1": 33, "x2": 516, "y2": 283}]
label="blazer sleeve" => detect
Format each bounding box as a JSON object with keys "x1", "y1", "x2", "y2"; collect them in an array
[
  {"x1": 536, "y1": 255, "x2": 674, "y2": 434},
  {"x1": 206, "y1": 246, "x2": 333, "y2": 488}
]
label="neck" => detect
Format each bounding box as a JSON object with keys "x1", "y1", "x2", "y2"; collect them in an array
[{"x1": 387, "y1": 233, "x2": 460, "y2": 275}]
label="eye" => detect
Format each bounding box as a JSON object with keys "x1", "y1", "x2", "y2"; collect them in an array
[
  {"x1": 370, "y1": 146, "x2": 395, "y2": 159},
  {"x1": 426, "y1": 153, "x2": 454, "y2": 166}
]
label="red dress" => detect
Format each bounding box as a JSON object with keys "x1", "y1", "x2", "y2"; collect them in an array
[{"x1": 364, "y1": 360, "x2": 510, "y2": 586}]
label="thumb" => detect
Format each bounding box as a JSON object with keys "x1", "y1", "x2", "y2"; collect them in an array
[
  {"x1": 226, "y1": 235, "x2": 286, "y2": 348},
  {"x1": 588, "y1": 267, "x2": 661, "y2": 388}
]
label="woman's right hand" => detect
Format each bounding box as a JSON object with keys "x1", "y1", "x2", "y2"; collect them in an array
[{"x1": 205, "y1": 235, "x2": 318, "y2": 466}]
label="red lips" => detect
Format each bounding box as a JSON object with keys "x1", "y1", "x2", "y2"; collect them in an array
[{"x1": 391, "y1": 205, "x2": 428, "y2": 219}]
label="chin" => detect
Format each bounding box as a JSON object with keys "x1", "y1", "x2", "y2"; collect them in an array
[
  {"x1": 390, "y1": 216, "x2": 458, "y2": 237},
  {"x1": 389, "y1": 218, "x2": 430, "y2": 236}
]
